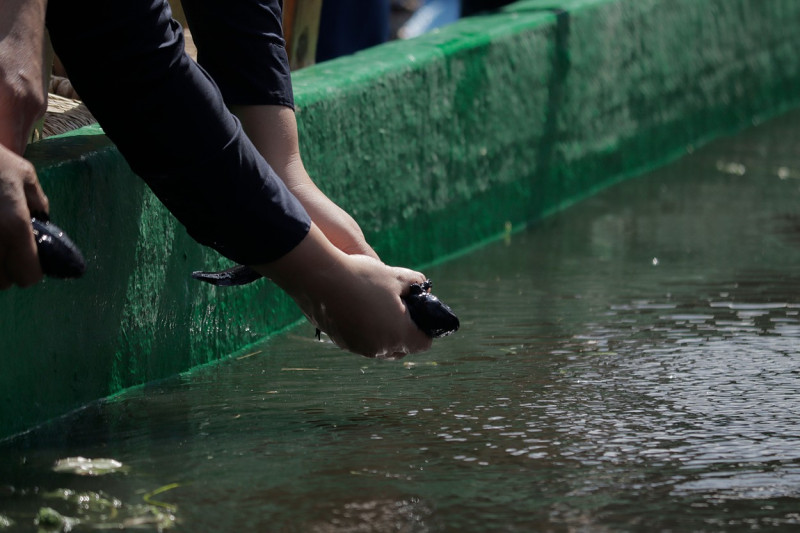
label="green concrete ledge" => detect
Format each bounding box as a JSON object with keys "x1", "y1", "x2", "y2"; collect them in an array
[{"x1": 3, "y1": 0, "x2": 800, "y2": 440}]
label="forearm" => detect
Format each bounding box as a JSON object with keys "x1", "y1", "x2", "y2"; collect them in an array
[
  {"x1": 0, "y1": 0, "x2": 49, "y2": 154},
  {"x1": 0, "y1": 0, "x2": 51, "y2": 289},
  {"x1": 233, "y1": 104, "x2": 379, "y2": 258}
]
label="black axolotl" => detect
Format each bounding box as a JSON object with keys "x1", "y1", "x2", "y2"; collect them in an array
[{"x1": 31, "y1": 216, "x2": 86, "y2": 279}]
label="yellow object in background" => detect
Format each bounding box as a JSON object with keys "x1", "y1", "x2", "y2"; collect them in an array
[
  {"x1": 169, "y1": 0, "x2": 322, "y2": 70},
  {"x1": 283, "y1": 0, "x2": 323, "y2": 70}
]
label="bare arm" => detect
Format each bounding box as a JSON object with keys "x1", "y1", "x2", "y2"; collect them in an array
[
  {"x1": 237, "y1": 107, "x2": 438, "y2": 357},
  {"x1": 0, "y1": 0, "x2": 51, "y2": 288},
  {"x1": 0, "y1": 0, "x2": 49, "y2": 154}
]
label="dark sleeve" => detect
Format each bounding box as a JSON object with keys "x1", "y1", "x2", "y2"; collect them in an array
[
  {"x1": 45, "y1": 0, "x2": 310, "y2": 265},
  {"x1": 180, "y1": 0, "x2": 295, "y2": 108}
]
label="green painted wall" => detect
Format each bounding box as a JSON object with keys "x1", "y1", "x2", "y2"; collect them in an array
[
  {"x1": 294, "y1": 0, "x2": 800, "y2": 266},
  {"x1": 3, "y1": 0, "x2": 800, "y2": 440}
]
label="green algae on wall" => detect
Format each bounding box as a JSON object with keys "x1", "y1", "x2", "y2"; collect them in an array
[{"x1": 3, "y1": 0, "x2": 800, "y2": 440}]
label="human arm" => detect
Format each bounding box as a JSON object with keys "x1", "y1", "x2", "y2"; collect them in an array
[
  {"x1": 176, "y1": 0, "x2": 373, "y2": 257},
  {"x1": 0, "y1": 0, "x2": 51, "y2": 289},
  {"x1": 44, "y1": 0, "x2": 431, "y2": 357},
  {"x1": 0, "y1": 0, "x2": 49, "y2": 154},
  {"x1": 253, "y1": 223, "x2": 431, "y2": 358},
  {"x1": 233, "y1": 104, "x2": 379, "y2": 259}
]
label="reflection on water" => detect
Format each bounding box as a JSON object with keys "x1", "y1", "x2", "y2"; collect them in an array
[{"x1": 5, "y1": 110, "x2": 800, "y2": 531}]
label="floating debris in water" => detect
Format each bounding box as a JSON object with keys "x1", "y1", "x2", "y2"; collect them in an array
[
  {"x1": 52, "y1": 457, "x2": 127, "y2": 476},
  {"x1": 504, "y1": 221, "x2": 513, "y2": 245},
  {"x1": 39, "y1": 487, "x2": 176, "y2": 530},
  {"x1": 776, "y1": 166, "x2": 800, "y2": 180},
  {"x1": 715, "y1": 160, "x2": 746, "y2": 175},
  {"x1": 403, "y1": 361, "x2": 439, "y2": 369},
  {"x1": 43, "y1": 488, "x2": 122, "y2": 514},
  {"x1": 35, "y1": 507, "x2": 79, "y2": 532},
  {"x1": 0, "y1": 514, "x2": 13, "y2": 528},
  {"x1": 143, "y1": 483, "x2": 180, "y2": 512},
  {"x1": 236, "y1": 350, "x2": 263, "y2": 361}
]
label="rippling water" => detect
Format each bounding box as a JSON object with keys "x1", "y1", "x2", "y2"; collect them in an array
[{"x1": 4, "y1": 111, "x2": 800, "y2": 531}]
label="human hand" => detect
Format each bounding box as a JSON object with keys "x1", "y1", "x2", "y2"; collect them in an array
[
  {"x1": 255, "y1": 224, "x2": 432, "y2": 358},
  {"x1": 0, "y1": 0, "x2": 49, "y2": 288},
  {"x1": 0, "y1": 143, "x2": 49, "y2": 289},
  {"x1": 308, "y1": 254, "x2": 433, "y2": 358}
]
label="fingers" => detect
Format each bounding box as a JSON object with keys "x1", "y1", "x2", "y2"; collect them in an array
[
  {"x1": 0, "y1": 210, "x2": 42, "y2": 289},
  {"x1": 23, "y1": 171, "x2": 49, "y2": 217},
  {"x1": 392, "y1": 266, "x2": 427, "y2": 297},
  {"x1": 390, "y1": 309, "x2": 433, "y2": 359},
  {"x1": 389, "y1": 267, "x2": 435, "y2": 357},
  {"x1": 349, "y1": 264, "x2": 432, "y2": 358},
  {"x1": 9, "y1": 144, "x2": 50, "y2": 217},
  {"x1": 258, "y1": 225, "x2": 435, "y2": 359},
  {"x1": 320, "y1": 268, "x2": 433, "y2": 358},
  {"x1": 0, "y1": 145, "x2": 45, "y2": 289}
]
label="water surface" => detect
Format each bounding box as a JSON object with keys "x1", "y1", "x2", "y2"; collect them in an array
[{"x1": 3, "y1": 111, "x2": 800, "y2": 531}]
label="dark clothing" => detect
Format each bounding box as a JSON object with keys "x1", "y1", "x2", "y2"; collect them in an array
[
  {"x1": 45, "y1": 0, "x2": 310, "y2": 266},
  {"x1": 180, "y1": 0, "x2": 295, "y2": 108},
  {"x1": 461, "y1": 0, "x2": 516, "y2": 16},
  {"x1": 316, "y1": 0, "x2": 391, "y2": 62}
]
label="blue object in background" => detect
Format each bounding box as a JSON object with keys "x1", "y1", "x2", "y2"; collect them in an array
[{"x1": 397, "y1": 0, "x2": 461, "y2": 39}]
